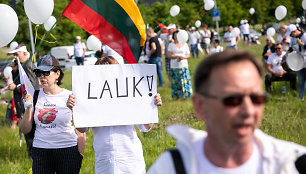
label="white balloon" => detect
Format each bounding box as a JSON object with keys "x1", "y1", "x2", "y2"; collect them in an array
[
  {"x1": 275, "y1": 5, "x2": 287, "y2": 21},
  {"x1": 195, "y1": 20, "x2": 201, "y2": 28},
  {"x1": 87, "y1": 35, "x2": 102, "y2": 51},
  {"x1": 177, "y1": 30, "x2": 189, "y2": 44},
  {"x1": 296, "y1": 18, "x2": 301, "y2": 24},
  {"x1": 3, "y1": 66, "x2": 12, "y2": 78},
  {"x1": 303, "y1": 0, "x2": 306, "y2": 10},
  {"x1": 10, "y1": 41, "x2": 18, "y2": 50},
  {"x1": 44, "y1": 16, "x2": 57, "y2": 31},
  {"x1": 170, "y1": 5, "x2": 180, "y2": 17},
  {"x1": 24, "y1": 0, "x2": 54, "y2": 24},
  {"x1": 0, "y1": 4, "x2": 19, "y2": 48},
  {"x1": 267, "y1": 27, "x2": 276, "y2": 36},
  {"x1": 232, "y1": 27, "x2": 240, "y2": 37},
  {"x1": 249, "y1": 8, "x2": 255, "y2": 15},
  {"x1": 204, "y1": 0, "x2": 215, "y2": 11}
]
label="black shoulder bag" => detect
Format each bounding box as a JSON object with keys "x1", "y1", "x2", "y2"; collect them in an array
[
  {"x1": 25, "y1": 90, "x2": 40, "y2": 139},
  {"x1": 168, "y1": 149, "x2": 187, "y2": 174}
]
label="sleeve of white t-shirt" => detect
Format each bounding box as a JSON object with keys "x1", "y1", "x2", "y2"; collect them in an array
[
  {"x1": 184, "y1": 43, "x2": 190, "y2": 55},
  {"x1": 267, "y1": 54, "x2": 273, "y2": 65},
  {"x1": 224, "y1": 32, "x2": 229, "y2": 40},
  {"x1": 168, "y1": 43, "x2": 175, "y2": 52},
  {"x1": 82, "y1": 42, "x2": 86, "y2": 49},
  {"x1": 301, "y1": 33, "x2": 306, "y2": 45}
]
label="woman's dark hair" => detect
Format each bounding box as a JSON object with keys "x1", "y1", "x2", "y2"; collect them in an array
[
  {"x1": 214, "y1": 39, "x2": 220, "y2": 44},
  {"x1": 172, "y1": 30, "x2": 179, "y2": 41},
  {"x1": 51, "y1": 66, "x2": 64, "y2": 86}
]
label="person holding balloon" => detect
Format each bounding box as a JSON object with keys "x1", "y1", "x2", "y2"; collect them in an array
[
  {"x1": 167, "y1": 30, "x2": 193, "y2": 100},
  {"x1": 224, "y1": 25, "x2": 240, "y2": 50}
]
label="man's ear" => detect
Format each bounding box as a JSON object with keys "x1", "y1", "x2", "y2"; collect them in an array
[{"x1": 191, "y1": 93, "x2": 207, "y2": 121}]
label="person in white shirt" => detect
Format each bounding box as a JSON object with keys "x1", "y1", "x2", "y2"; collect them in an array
[
  {"x1": 20, "y1": 55, "x2": 85, "y2": 174},
  {"x1": 188, "y1": 26, "x2": 200, "y2": 57},
  {"x1": 148, "y1": 50, "x2": 306, "y2": 174},
  {"x1": 200, "y1": 24, "x2": 211, "y2": 55},
  {"x1": 276, "y1": 25, "x2": 291, "y2": 51},
  {"x1": 73, "y1": 36, "x2": 86, "y2": 66},
  {"x1": 224, "y1": 25, "x2": 240, "y2": 50},
  {"x1": 240, "y1": 21, "x2": 250, "y2": 44},
  {"x1": 209, "y1": 39, "x2": 223, "y2": 55},
  {"x1": 67, "y1": 56, "x2": 163, "y2": 174},
  {"x1": 167, "y1": 30, "x2": 193, "y2": 100},
  {"x1": 264, "y1": 43, "x2": 297, "y2": 93},
  {"x1": 285, "y1": 24, "x2": 306, "y2": 100}
]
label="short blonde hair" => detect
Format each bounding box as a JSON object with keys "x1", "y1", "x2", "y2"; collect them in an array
[{"x1": 266, "y1": 36, "x2": 275, "y2": 44}]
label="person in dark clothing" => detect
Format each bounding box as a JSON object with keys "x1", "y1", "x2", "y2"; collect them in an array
[
  {"x1": 147, "y1": 27, "x2": 163, "y2": 87},
  {"x1": 262, "y1": 36, "x2": 276, "y2": 68},
  {"x1": 8, "y1": 44, "x2": 40, "y2": 158}
]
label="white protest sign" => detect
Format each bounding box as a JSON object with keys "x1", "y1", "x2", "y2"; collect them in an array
[{"x1": 72, "y1": 64, "x2": 158, "y2": 127}]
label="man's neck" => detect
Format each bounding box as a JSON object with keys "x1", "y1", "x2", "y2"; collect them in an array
[{"x1": 204, "y1": 136, "x2": 253, "y2": 168}]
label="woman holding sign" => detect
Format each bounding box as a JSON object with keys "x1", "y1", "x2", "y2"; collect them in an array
[
  {"x1": 19, "y1": 55, "x2": 85, "y2": 174},
  {"x1": 67, "y1": 56, "x2": 162, "y2": 174},
  {"x1": 167, "y1": 30, "x2": 193, "y2": 100}
]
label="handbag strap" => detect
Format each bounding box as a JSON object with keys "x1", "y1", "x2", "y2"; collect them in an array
[{"x1": 168, "y1": 149, "x2": 187, "y2": 174}]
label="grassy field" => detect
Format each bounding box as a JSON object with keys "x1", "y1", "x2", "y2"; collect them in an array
[{"x1": 0, "y1": 38, "x2": 305, "y2": 173}]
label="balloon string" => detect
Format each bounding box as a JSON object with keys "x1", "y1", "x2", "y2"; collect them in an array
[
  {"x1": 25, "y1": 15, "x2": 61, "y2": 92},
  {"x1": 153, "y1": 16, "x2": 171, "y2": 31},
  {"x1": 37, "y1": 33, "x2": 57, "y2": 44},
  {"x1": 187, "y1": 6, "x2": 207, "y2": 27},
  {"x1": 34, "y1": 24, "x2": 39, "y2": 46}
]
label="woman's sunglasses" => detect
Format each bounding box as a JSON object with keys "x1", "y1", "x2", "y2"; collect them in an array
[
  {"x1": 200, "y1": 93, "x2": 268, "y2": 107},
  {"x1": 35, "y1": 70, "x2": 51, "y2": 77}
]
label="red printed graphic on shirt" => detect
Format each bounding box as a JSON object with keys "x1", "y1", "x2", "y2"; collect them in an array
[{"x1": 38, "y1": 108, "x2": 58, "y2": 124}]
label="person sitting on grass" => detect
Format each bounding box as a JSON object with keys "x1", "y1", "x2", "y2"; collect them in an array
[{"x1": 264, "y1": 43, "x2": 296, "y2": 94}]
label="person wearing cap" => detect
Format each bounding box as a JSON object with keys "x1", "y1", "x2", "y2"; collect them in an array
[
  {"x1": 74, "y1": 36, "x2": 86, "y2": 66},
  {"x1": 240, "y1": 20, "x2": 250, "y2": 45},
  {"x1": 148, "y1": 50, "x2": 306, "y2": 174},
  {"x1": 19, "y1": 55, "x2": 84, "y2": 173},
  {"x1": 286, "y1": 24, "x2": 306, "y2": 100},
  {"x1": 187, "y1": 26, "x2": 200, "y2": 58},
  {"x1": 7, "y1": 44, "x2": 40, "y2": 158},
  {"x1": 224, "y1": 25, "x2": 240, "y2": 50}
]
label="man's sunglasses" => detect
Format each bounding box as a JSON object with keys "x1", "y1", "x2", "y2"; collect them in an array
[
  {"x1": 35, "y1": 70, "x2": 51, "y2": 77},
  {"x1": 275, "y1": 47, "x2": 282, "y2": 50},
  {"x1": 200, "y1": 93, "x2": 268, "y2": 107}
]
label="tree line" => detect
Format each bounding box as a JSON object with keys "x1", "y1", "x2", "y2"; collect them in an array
[{"x1": 0, "y1": 0, "x2": 303, "y2": 56}]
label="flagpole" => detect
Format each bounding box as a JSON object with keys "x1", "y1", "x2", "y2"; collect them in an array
[{"x1": 27, "y1": 18, "x2": 36, "y2": 63}]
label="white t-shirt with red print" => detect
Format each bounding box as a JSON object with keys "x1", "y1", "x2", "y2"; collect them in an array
[{"x1": 33, "y1": 88, "x2": 77, "y2": 149}]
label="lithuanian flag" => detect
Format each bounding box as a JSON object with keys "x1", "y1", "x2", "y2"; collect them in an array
[{"x1": 62, "y1": 0, "x2": 146, "y2": 63}]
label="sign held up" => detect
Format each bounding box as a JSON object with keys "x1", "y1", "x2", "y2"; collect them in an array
[{"x1": 72, "y1": 64, "x2": 158, "y2": 128}]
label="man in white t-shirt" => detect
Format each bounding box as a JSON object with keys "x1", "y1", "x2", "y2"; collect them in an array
[
  {"x1": 276, "y1": 25, "x2": 291, "y2": 51},
  {"x1": 285, "y1": 24, "x2": 306, "y2": 100},
  {"x1": 265, "y1": 43, "x2": 296, "y2": 93},
  {"x1": 73, "y1": 36, "x2": 86, "y2": 66},
  {"x1": 209, "y1": 39, "x2": 223, "y2": 55},
  {"x1": 200, "y1": 24, "x2": 211, "y2": 55},
  {"x1": 240, "y1": 21, "x2": 250, "y2": 44},
  {"x1": 188, "y1": 26, "x2": 200, "y2": 57},
  {"x1": 224, "y1": 25, "x2": 240, "y2": 50},
  {"x1": 148, "y1": 50, "x2": 306, "y2": 174}
]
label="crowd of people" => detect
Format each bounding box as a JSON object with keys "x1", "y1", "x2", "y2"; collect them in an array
[{"x1": 1, "y1": 20, "x2": 305, "y2": 174}]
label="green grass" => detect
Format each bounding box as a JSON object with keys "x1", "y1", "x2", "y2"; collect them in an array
[{"x1": 0, "y1": 37, "x2": 305, "y2": 173}]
